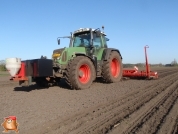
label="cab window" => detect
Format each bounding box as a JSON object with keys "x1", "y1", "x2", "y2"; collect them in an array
[
  {"x1": 102, "y1": 35, "x2": 109, "y2": 48},
  {"x1": 73, "y1": 32, "x2": 90, "y2": 47},
  {"x1": 93, "y1": 33, "x2": 102, "y2": 48}
]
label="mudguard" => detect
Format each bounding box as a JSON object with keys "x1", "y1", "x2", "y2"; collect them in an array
[
  {"x1": 75, "y1": 53, "x2": 97, "y2": 73},
  {"x1": 102, "y1": 48, "x2": 122, "y2": 61}
]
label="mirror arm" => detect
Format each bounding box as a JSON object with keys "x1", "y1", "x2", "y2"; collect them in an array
[{"x1": 57, "y1": 36, "x2": 71, "y2": 45}]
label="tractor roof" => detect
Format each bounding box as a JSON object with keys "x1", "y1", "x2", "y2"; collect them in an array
[{"x1": 73, "y1": 28, "x2": 106, "y2": 36}]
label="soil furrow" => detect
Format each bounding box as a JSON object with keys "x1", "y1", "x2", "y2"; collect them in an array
[
  {"x1": 173, "y1": 117, "x2": 178, "y2": 134},
  {"x1": 157, "y1": 99, "x2": 178, "y2": 134},
  {"x1": 52, "y1": 72, "x2": 178, "y2": 134},
  {"x1": 158, "y1": 69, "x2": 178, "y2": 78},
  {"x1": 110, "y1": 79, "x2": 178, "y2": 134},
  {"x1": 134, "y1": 87, "x2": 178, "y2": 134}
]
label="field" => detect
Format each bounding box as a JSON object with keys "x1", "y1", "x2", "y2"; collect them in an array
[
  {"x1": 0, "y1": 67, "x2": 178, "y2": 134},
  {"x1": 0, "y1": 71, "x2": 8, "y2": 76}
]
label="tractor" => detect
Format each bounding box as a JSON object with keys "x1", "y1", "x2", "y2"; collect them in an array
[{"x1": 9, "y1": 27, "x2": 123, "y2": 90}]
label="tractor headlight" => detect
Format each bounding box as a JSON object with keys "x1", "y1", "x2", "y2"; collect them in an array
[{"x1": 52, "y1": 53, "x2": 61, "y2": 59}]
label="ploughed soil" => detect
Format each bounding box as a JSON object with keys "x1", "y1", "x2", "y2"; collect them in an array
[{"x1": 0, "y1": 67, "x2": 178, "y2": 134}]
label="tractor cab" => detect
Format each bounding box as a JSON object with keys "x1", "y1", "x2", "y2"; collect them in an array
[
  {"x1": 57, "y1": 28, "x2": 109, "y2": 47},
  {"x1": 72, "y1": 28, "x2": 109, "y2": 49},
  {"x1": 54, "y1": 28, "x2": 109, "y2": 60}
]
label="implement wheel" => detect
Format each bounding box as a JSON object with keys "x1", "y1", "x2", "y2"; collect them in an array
[
  {"x1": 65, "y1": 56, "x2": 95, "y2": 90},
  {"x1": 102, "y1": 51, "x2": 123, "y2": 83}
]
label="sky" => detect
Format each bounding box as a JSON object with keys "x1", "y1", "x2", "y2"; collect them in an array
[{"x1": 0, "y1": 0, "x2": 177, "y2": 64}]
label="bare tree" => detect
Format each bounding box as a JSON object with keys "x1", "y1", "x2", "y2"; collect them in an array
[
  {"x1": 0, "y1": 60, "x2": 6, "y2": 71},
  {"x1": 171, "y1": 59, "x2": 177, "y2": 66},
  {"x1": 0, "y1": 60, "x2": 5, "y2": 65}
]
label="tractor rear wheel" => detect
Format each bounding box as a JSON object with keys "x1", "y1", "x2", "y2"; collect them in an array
[
  {"x1": 102, "y1": 51, "x2": 123, "y2": 83},
  {"x1": 65, "y1": 56, "x2": 95, "y2": 90}
]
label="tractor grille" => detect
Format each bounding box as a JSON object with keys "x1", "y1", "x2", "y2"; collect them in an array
[{"x1": 62, "y1": 51, "x2": 67, "y2": 62}]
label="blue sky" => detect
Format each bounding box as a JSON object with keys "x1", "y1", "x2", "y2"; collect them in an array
[{"x1": 0, "y1": 0, "x2": 177, "y2": 64}]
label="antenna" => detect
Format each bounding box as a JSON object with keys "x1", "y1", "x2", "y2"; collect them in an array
[{"x1": 102, "y1": 26, "x2": 104, "y2": 33}]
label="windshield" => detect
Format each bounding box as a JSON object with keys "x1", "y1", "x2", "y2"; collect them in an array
[{"x1": 73, "y1": 32, "x2": 91, "y2": 47}]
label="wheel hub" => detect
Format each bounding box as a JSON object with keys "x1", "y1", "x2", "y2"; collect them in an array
[
  {"x1": 79, "y1": 70, "x2": 84, "y2": 77},
  {"x1": 78, "y1": 64, "x2": 91, "y2": 84},
  {"x1": 111, "y1": 58, "x2": 120, "y2": 78}
]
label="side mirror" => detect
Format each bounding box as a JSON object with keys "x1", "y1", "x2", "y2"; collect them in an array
[
  {"x1": 57, "y1": 39, "x2": 60, "y2": 45},
  {"x1": 106, "y1": 38, "x2": 109, "y2": 41},
  {"x1": 96, "y1": 30, "x2": 101, "y2": 37}
]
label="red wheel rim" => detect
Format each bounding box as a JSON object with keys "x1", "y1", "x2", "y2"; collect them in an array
[
  {"x1": 78, "y1": 64, "x2": 91, "y2": 84},
  {"x1": 111, "y1": 58, "x2": 120, "y2": 78}
]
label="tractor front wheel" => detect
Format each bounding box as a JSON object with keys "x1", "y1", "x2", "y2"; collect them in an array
[
  {"x1": 102, "y1": 51, "x2": 123, "y2": 83},
  {"x1": 65, "y1": 56, "x2": 95, "y2": 90}
]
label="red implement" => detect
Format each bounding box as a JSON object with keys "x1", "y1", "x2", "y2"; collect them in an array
[
  {"x1": 122, "y1": 45, "x2": 158, "y2": 79},
  {"x1": 10, "y1": 62, "x2": 28, "y2": 81}
]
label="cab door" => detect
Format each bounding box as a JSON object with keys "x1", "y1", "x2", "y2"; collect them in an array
[{"x1": 93, "y1": 34, "x2": 104, "y2": 60}]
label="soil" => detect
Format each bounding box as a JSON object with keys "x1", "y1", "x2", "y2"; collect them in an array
[{"x1": 0, "y1": 67, "x2": 178, "y2": 134}]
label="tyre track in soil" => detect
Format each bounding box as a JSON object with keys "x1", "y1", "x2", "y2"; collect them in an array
[
  {"x1": 23, "y1": 70, "x2": 178, "y2": 134},
  {"x1": 75, "y1": 72, "x2": 178, "y2": 134},
  {"x1": 109, "y1": 76, "x2": 178, "y2": 134},
  {"x1": 158, "y1": 69, "x2": 178, "y2": 78},
  {"x1": 158, "y1": 69, "x2": 177, "y2": 74},
  {"x1": 157, "y1": 101, "x2": 178, "y2": 134}
]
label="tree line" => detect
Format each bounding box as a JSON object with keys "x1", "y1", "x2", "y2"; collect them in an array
[
  {"x1": 124, "y1": 59, "x2": 178, "y2": 68},
  {"x1": 0, "y1": 60, "x2": 6, "y2": 71}
]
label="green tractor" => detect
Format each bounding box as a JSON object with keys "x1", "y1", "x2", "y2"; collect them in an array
[
  {"x1": 51, "y1": 27, "x2": 123, "y2": 90},
  {"x1": 10, "y1": 27, "x2": 123, "y2": 90}
]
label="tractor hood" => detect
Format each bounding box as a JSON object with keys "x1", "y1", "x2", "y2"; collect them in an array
[{"x1": 52, "y1": 48, "x2": 65, "y2": 59}]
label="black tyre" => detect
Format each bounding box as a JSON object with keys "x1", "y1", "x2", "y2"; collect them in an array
[
  {"x1": 35, "y1": 77, "x2": 48, "y2": 87},
  {"x1": 65, "y1": 56, "x2": 95, "y2": 90},
  {"x1": 102, "y1": 51, "x2": 123, "y2": 83}
]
